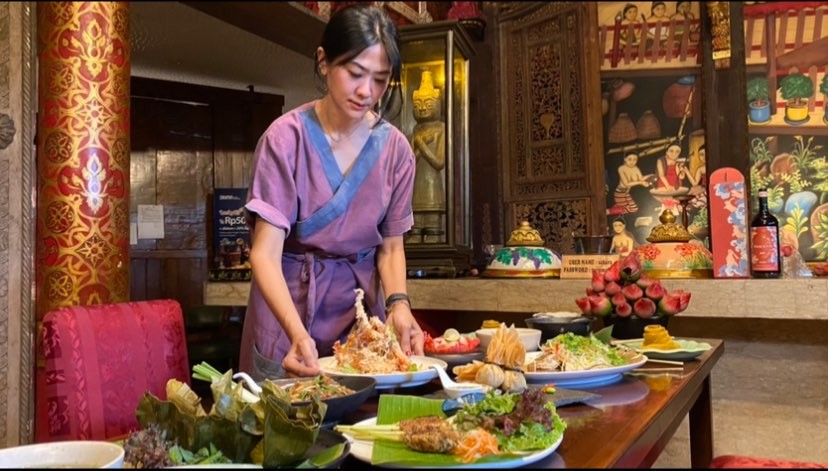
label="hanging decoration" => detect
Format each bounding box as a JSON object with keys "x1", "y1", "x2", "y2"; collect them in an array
[{"x1": 707, "y1": 1, "x2": 731, "y2": 69}]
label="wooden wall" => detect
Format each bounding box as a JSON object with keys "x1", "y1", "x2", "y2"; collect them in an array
[{"x1": 129, "y1": 77, "x2": 283, "y2": 311}]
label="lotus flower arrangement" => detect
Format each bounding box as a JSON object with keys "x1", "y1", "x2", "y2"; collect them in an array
[{"x1": 575, "y1": 252, "x2": 691, "y2": 337}]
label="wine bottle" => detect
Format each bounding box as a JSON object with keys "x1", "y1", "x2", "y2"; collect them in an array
[{"x1": 750, "y1": 188, "x2": 781, "y2": 278}]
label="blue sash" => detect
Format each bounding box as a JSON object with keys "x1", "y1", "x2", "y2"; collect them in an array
[{"x1": 295, "y1": 108, "x2": 390, "y2": 238}]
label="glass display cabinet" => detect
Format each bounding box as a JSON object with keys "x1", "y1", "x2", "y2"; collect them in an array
[{"x1": 394, "y1": 20, "x2": 475, "y2": 278}]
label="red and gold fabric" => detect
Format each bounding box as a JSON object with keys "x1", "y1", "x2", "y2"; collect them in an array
[{"x1": 35, "y1": 2, "x2": 131, "y2": 318}]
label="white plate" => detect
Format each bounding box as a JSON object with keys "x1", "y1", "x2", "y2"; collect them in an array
[
  {"x1": 344, "y1": 417, "x2": 563, "y2": 469},
  {"x1": 318, "y1": 355, "x2": 446, "y2": 389},
  {"x1": 623, "y1": 339, "x2": 712, "y2": 361},
  {"x1": 523, "y1": 352, "x2": 648, "y2": 388}
]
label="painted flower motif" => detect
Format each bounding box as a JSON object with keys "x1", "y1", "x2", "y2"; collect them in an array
[
  {"x1": 675, "y1": 243, "x2": 700, "y2": 258},
  {"x1": 637, "y1": 245, "x2": 661, "y2": 260}
]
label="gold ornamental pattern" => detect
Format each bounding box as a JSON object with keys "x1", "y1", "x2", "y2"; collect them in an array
[{"x1": 36, "y1": 2, "x2": 130, "y2": 318}]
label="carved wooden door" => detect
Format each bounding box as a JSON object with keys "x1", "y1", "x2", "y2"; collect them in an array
[{"x1": 497, "y1": 2, "x2": 605, "y2": 254}]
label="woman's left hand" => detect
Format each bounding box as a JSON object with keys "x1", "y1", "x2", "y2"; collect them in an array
[{"x1": 387, "y1": 303, "x2": 424, "y2": 356}]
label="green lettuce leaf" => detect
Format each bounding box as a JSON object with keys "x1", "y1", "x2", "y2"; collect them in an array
[{"x1": 369, "y1": 392, "x2": 566, "y2": 467}]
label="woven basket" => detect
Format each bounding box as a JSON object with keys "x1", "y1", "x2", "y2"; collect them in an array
[
  {"x1": 608, "y1": 113, "x2": 637, "y2": 143},
  {"x1": 636, "y1": 110, "x2": 662, "y2": 140}
]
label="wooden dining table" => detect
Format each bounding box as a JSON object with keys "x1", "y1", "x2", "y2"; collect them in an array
[{"x1": 338, "y1": 338, "x2": 724, "y2": 469}]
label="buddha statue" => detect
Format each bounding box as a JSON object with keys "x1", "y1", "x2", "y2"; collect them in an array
[{"x1": 408, "y1": 69, "x2": 447, "y2": 244}]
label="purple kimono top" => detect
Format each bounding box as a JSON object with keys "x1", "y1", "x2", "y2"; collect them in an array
[{"x1": 239, "y1": 101, "x2": 415, "y2": 375}]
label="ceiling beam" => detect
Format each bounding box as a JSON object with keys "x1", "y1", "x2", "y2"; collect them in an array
[{"x1": 181, "y1": 1, "x2": 326, "y2": 59}]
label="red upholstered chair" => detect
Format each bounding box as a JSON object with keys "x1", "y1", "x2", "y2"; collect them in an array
[
  {"x1": 35, "y1": 299, "x2": 191, "y2": 442},
  {"x1": 711, "y1": 455, "x2": 828, "y2": 468}
]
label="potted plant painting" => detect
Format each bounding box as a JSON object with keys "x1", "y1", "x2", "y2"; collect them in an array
[
  {"x1": 821, "y1": 74, "x2": 828, "y2": 125},
  {"x1": 747, "y1": 76, "x2": 771, "y2": 123},
  {"x1": 779, "y1": 73, "x2": 814, "y2": 125}
]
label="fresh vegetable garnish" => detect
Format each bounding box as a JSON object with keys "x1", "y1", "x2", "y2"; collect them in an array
[
  {"x1": 424, "y1": 330, "x2": 481, "y2": 354},
  {"x1": 543, "y1": 385, "x2": 556, "y2": 394},
  {"x1": 444, "y1": 328, "x2": 461, "y2": 342},
  {"x1": 336, "y1": 391, "x2": 566, "y2": 466},
  {"x1": 454, "y1": 389, "x2": 566, "y2": 452},
  {"x1": 192, "y1": 361, "x2": 258, "y2": 403}
]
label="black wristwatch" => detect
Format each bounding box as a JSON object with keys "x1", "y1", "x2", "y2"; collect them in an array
[{"x1": 385, "y1": 293, "x2": 411, "y2": 312}]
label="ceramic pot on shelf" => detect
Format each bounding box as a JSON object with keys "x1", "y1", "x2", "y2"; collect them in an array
[{"x1": 483, "y1": 221, "x2": 562, "y2": 278}]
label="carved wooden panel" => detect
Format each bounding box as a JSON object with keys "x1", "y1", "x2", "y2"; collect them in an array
[
  {"x1": 1, "y1": 0, "x2": 36, "y2": 445},
  {"x1": 498, "y1": 2, "x2": 605, "y2": 254}
]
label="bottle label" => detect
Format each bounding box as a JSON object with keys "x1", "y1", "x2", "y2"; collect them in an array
[{"x1": 750, "y1": 226, "x2": 779, "y2": 271}]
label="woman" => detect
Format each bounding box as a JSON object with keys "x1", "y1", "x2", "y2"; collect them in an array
[
  {"x1": 611, "y1": 218, "x2": 636, "y2": 256},
  {"x1": 687, "y1": 144, "x2": 708, "y2": 210},
  {"x1": 618, "y1": 3, "x2": 641, "y2": 46},
  {"x1": 646, "y1": 1, "x2": 669, "y2": 44},
  {"x1": 239, "y1": 5, "x2": 424, "y2": 379},
  {"x1": 656, "y1": 143, "x2": 686, "y2": 190},
  {"x1": 612, "y1": 152, "x2": 651, "y2": 214}
]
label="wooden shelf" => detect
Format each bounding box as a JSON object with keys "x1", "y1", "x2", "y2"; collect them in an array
[
  {"x1": 749, "y1": 108, "x2": 828, "y2": 136},
  {"x1": 181, "y1": 2, "x2": 325, "y2": 59},
  {"x1": 204, "y1": 278, "x2": 828, "y2": 320}
]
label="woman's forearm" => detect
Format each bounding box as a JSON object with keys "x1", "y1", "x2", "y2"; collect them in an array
[
  {"x1": 376, "y1": 235, "x2": 408, "y2": 301},
  {"x1": 249, "y1": 222, "x2": 308, "y2": 342}
]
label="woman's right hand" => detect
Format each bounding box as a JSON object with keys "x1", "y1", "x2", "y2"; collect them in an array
[{"x1": 281, "y1": 335, "x2": 321, "y2": 377}]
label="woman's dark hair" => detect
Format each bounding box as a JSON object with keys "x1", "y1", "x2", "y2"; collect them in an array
[{"x1": 314, "y1": 4, "x2": 404, "y2": 123}]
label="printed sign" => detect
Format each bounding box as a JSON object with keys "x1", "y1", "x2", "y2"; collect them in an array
[
  {"x1": 560, "y1": 254, "x2": 620, "y2": 279},
  {"x1": 212, "y1": 188, "x2": 250, "y2": 271}
]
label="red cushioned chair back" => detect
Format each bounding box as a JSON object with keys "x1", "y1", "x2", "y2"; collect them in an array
[
  {"x1": 35, "y1": 299, "x2": 191, "y2": 442},
  {"x1": 711, "y1": 455, "x2": 827, "y2": 468}
]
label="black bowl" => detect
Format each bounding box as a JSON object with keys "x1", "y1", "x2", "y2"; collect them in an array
[
  {"x1": 273, "y1": 375, "x2": 377, "y2": 426},
  {"x1": 525, "y1": 315, "x2": 593, "y2": 343}
]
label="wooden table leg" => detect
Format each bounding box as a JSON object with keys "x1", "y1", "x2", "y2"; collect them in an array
[{"x1": 689, "y1": 375, "x2": 714, "y2": 468}]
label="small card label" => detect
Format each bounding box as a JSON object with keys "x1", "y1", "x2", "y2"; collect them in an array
[{"x1": 560, "y1": 254, "x2": 619, "y2": 279}]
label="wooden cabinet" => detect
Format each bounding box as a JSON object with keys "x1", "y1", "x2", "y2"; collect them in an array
[{"x1": 495, "y1": 2, "x2": 606, "y2": 254}]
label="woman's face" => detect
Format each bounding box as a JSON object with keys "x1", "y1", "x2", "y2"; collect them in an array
[
  {"x1": 666, "y1": 145, "x2": 681, "y2": 160},
  {"x1": 624, "y1": 154, "x2": 639, "y2": 167},
  {"x1": 625, "y1": 6, "x2": 638, "y2": 21},
  {"x1": 613, "y1": 221, "x2": 625, "y2": 234},
  {"x1": 652, "y1": 4, "x2": 666, "y2": 17},
  {"x1": 323, "y1": 43, "x2": 391, "y2": 121}
]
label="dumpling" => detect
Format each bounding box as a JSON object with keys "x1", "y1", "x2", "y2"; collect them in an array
[
  {"x1": 501, "y1": 370, "x2": 527, "y2": 393},
  {"x1": 475, "y1": 363, "x2": 505, "y2": 388}
]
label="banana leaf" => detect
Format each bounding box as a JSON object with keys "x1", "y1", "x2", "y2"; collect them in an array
[
  {"x1": 136, "y1": 377, "x2": 327, "y2": 467},
  {"x1": 244, "y1": 380, "x2": 328, "y2": 468},
  {"x1": 370, "y1": 394, "x2": 557, "y2": 467},
  {"x1": 136, "y1": 392, "x2": 260, "y2": 463}
]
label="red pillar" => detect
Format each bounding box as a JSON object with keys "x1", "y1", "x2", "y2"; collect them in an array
[{"x1": 35, "y1": 2, "x2": 131, "y2": 320}]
